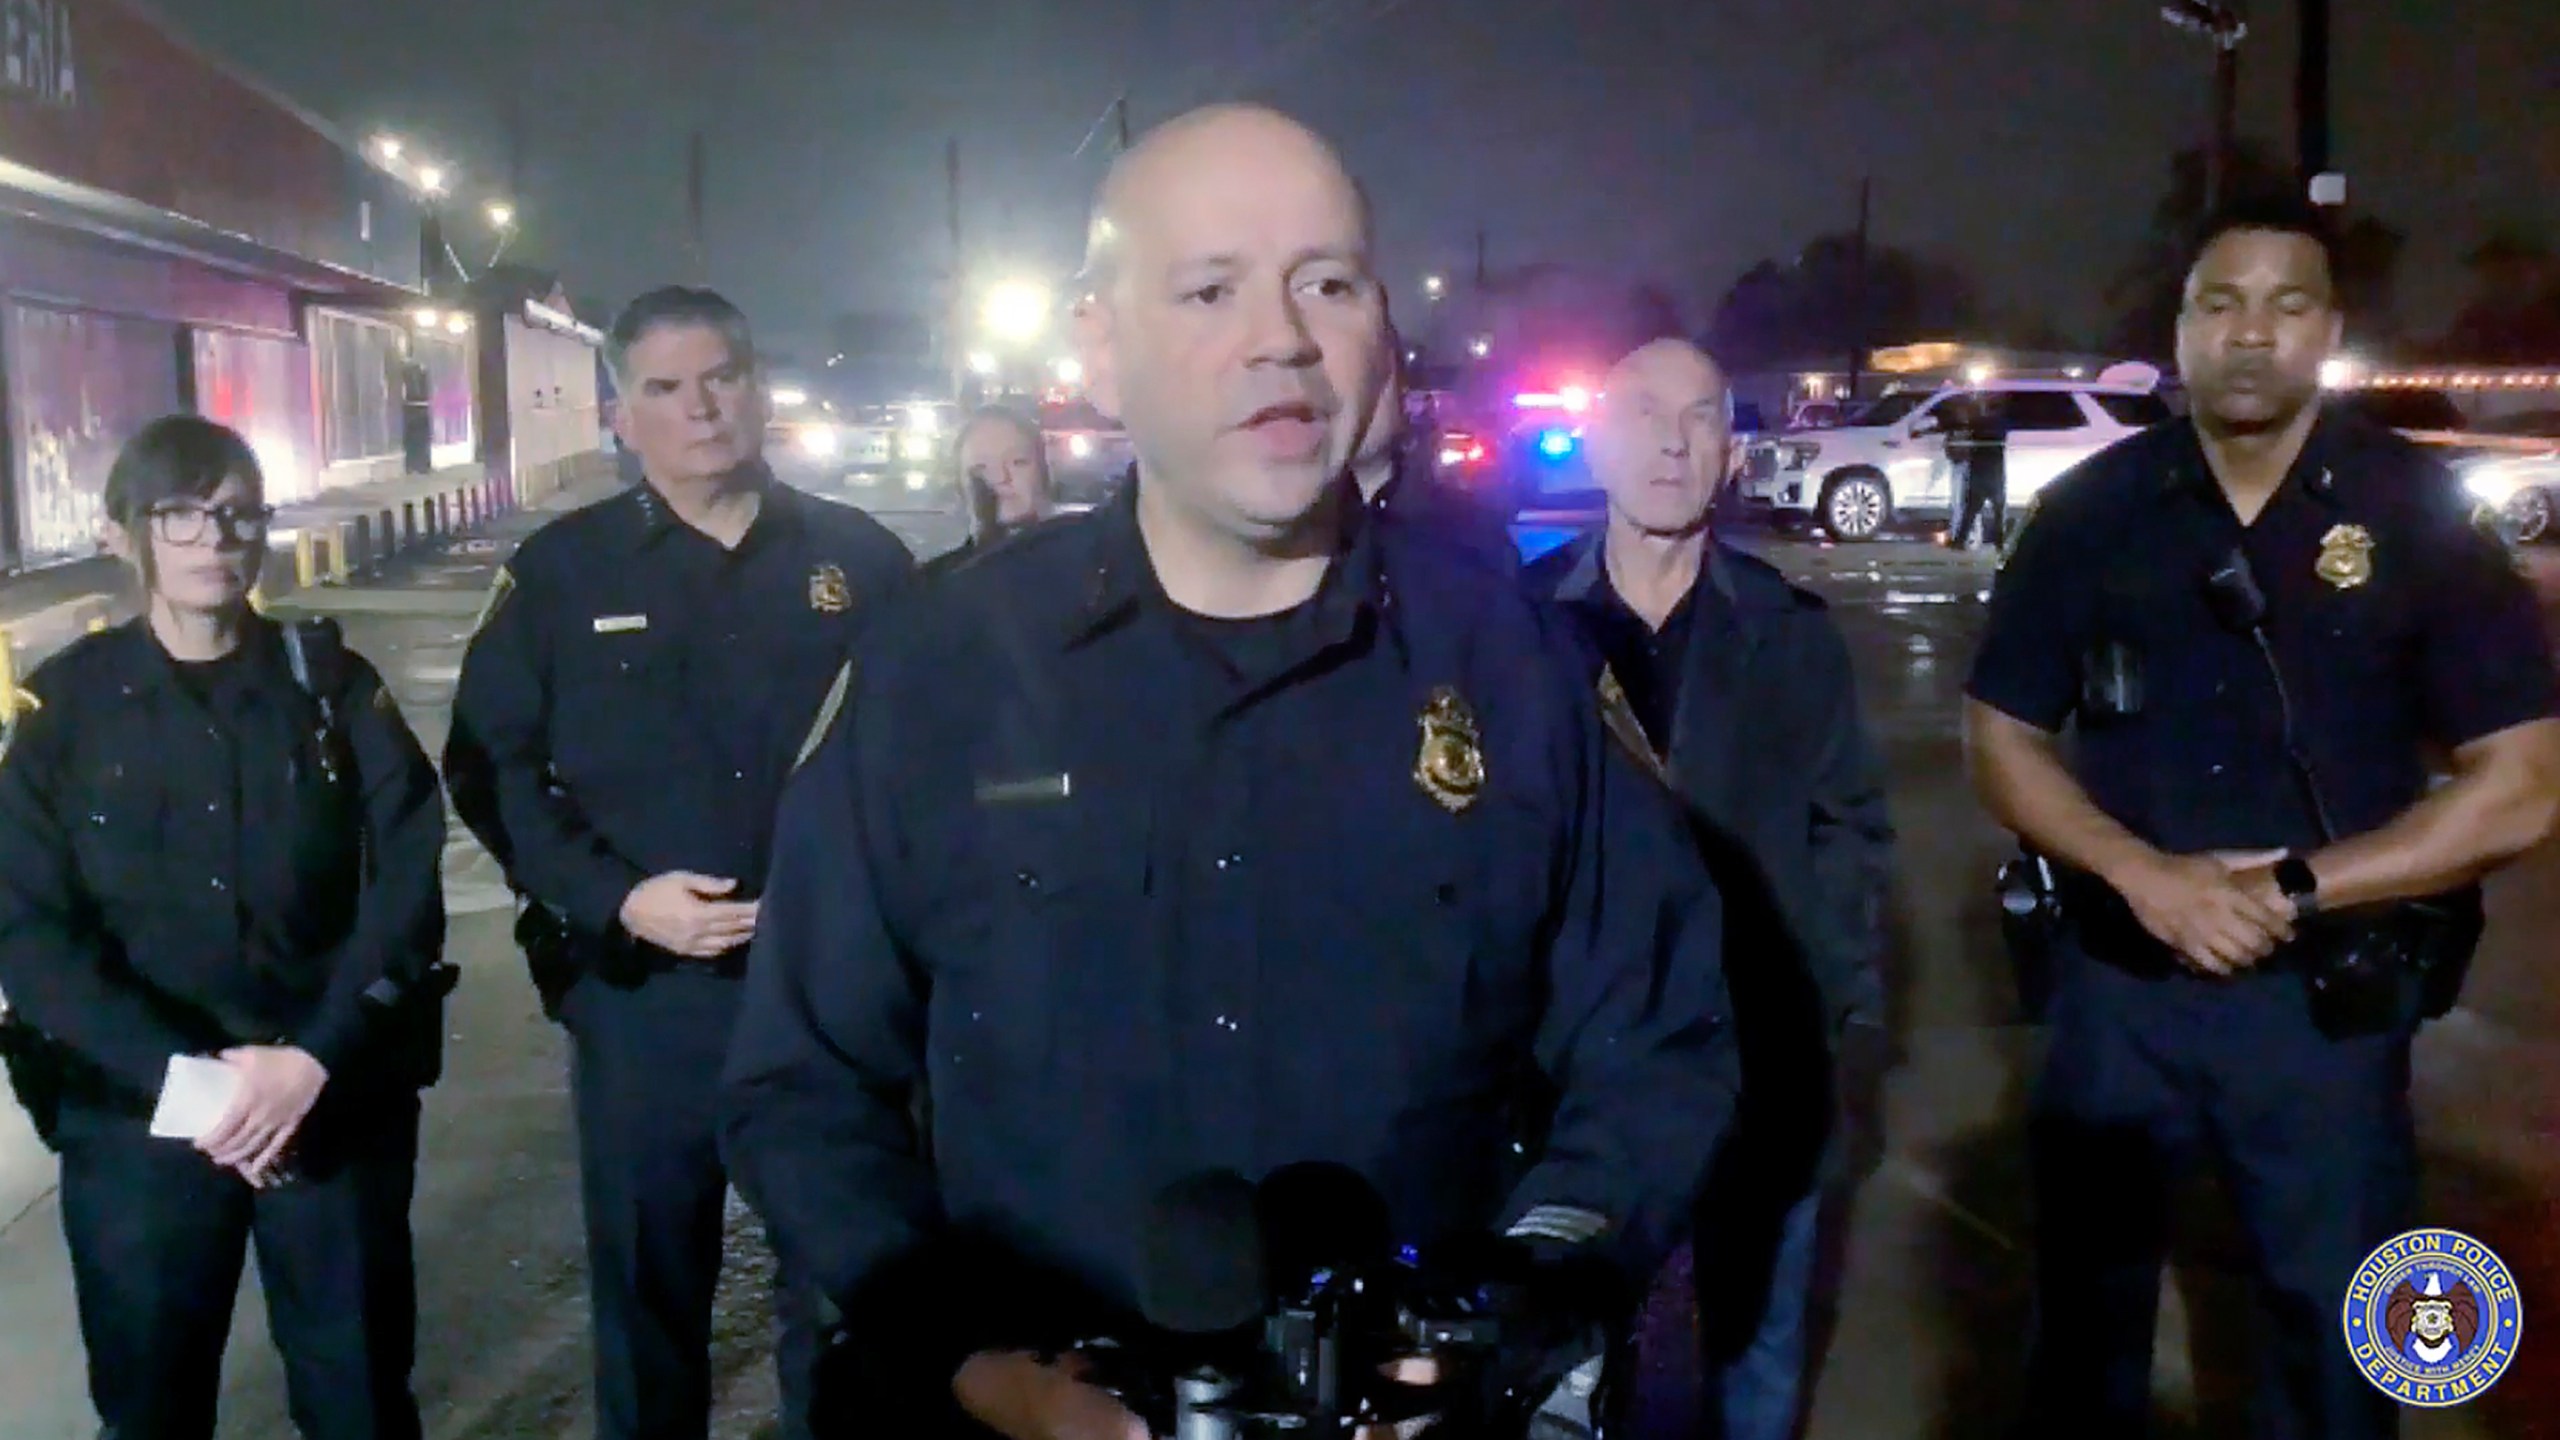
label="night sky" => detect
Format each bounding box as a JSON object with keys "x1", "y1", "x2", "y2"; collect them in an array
[{"x1": 157, "y1": 0, "x2": 2557, "y2": 358}]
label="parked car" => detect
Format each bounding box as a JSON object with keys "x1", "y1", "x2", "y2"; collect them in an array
[{"x1": 1738, "y1": 379, "x2": 2172, "y2": 541}]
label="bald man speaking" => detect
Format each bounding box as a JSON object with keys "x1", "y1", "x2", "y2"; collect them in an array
[
  {"x1": 1526, "y1": 341, "x2": 1893, "y2": 1440},
  {"x1": 721, "y1": 105, "x2": 1739, "y2": 1438}
]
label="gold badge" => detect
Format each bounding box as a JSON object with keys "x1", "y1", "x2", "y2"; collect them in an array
[
  {"x1": 1413, "y1": 686, "x2": 1486, "y2": 814},
  {"x1": 809, "y1": 562, "x2": 851, "y2": 614},
  {"x1": 2315, "y1": 524, "x2": 2375, "y2": 590}
]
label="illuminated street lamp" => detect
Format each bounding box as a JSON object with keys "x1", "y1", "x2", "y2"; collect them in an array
[
  {"x1": 981, "y1": 280, "x2": 1052, "y2": 345},
  {"x1": 967, "y1": 350, "x2": 1000, "y2": 378},
  {"x1": 372, "y1": 135, "x2": 404, "y2": 164},
  {"x1": 1053, "y1": 357, "x2": 1085, "y2": 386},
  {"x1": 1423, "y1": 274, "x2": 1447, "y2": 301},
  {"x1": 415, "y1": 165, "x2": 448, "y2": 197},
  {"x1": 486, "y1": 202, "x2": 515, "y2": 230},
  {"x1": 1469, "y1": 336, "x2": 1491, "y2": 359},
  {"x1": 411, "y1": 306, "x2": 441, "y2": 328},
  {"x1": 444, "y1": 313, "x2": 472, "y2": 336}
]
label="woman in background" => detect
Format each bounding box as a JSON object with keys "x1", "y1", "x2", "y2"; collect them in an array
[
  {"x1": 926, "y1": 404, "x2": 1059, "y2": 574},
  {"x1": 0, "y1": 415, "x2": 447, "y2": 1440}
]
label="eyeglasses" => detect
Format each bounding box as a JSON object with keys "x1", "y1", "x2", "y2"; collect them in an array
[{"x1": 146, "y1": 502, "x2": 275, "y2": 546}]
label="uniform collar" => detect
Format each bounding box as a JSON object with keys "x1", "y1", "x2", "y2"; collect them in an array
[
  {"x1": 2161, "y1": 406, "x2": 2348, "y2": 511},
  {"x1": 100, "y1": 614, "x2": 285, "y2": 698},
  {"x1": 628, "y1": 463, "x2": 795, "y2": 550},
  {"x1": 1552, "y1": 526, "x2": 1740, "y2": 613},
  {"x1": 1061, "y1": 473, "x2": 1387, "y2": 654}
]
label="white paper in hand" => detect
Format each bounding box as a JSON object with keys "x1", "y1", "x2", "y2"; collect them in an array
[{"x1": 148, "y1": 1054, "x2": 240, "y2": 1141}]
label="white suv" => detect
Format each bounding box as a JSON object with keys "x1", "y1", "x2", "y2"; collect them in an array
[{"x1": 1739, "y1": 380, "x2": 2173, "y2": 541}]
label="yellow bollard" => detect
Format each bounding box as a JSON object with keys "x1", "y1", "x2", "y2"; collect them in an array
[
  {"x1": 295, "y1": 530, "x2": 318, "y2": 590},
  {"x1": 0, "y1": 628, "x2": 16, "y2": 725},
  {"x1": 331, "y1": 521, "x2": 353, "y2": 584}
]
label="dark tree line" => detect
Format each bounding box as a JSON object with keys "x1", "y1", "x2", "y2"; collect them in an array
[{"x1": 1687, "y1": 142, "x2": 2560, "y2": 371}]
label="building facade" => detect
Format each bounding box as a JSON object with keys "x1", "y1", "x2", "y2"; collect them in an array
[{"x1": 0, "y1": 0, "x2": 470, "y2": 571}]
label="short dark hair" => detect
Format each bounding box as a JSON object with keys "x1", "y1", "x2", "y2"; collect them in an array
[
  {"x1": 606, "y1": 286, "x2": 758, "y2": 385},
  {"x1": 104, "y1": 415, "x2": 263, "y2": 527},
  {"x1": 2183, "y1": 191, "x2": 2343, "y2": 298}
]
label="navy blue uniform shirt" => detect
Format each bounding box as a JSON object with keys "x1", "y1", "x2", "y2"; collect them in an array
[
  {"x1": 1968, "y1": 409, "x2": 2558, "y2": 857},
  {"x1": 721, "y1": 483, "x2": 1737, "y2": 1397},
  {"x1": 0, "y1": 619, "x2": 446, "y2": 1116},
  {"x1": 444, "y1": 475, "x2": 914, "y2": 948}
]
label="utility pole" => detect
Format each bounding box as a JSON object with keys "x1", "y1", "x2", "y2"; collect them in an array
[
  {"x1": 1472, "y1": 227, "x2": 1487, "y2": 291},
  {"x1": 2160, "y1": 1, "x2": 2249, "y2": 210},
  {"x1": 1113, "y1": 93, "x2": 1132, "y2": 151},
  {"x1": 946, "y1": 138, "x2": 966, "y2": 400},
  {"x1": 684, "y1": 131, "x2": 708, "y2": 283},
  {"x1": 505, "y1": 92, "x2": 527, "y2": 209},
  {"x1": 2297, "y1": 0, "x2": 2336, "y2": 202},
  {"x1": 1846, "y1": 177, "x2": 1872, "y2": 403},
  {"x1": 2208, "y1": 28, "x2": 2238, "y2": 211}
]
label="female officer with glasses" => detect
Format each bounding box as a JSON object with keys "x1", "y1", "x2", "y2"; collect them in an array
[{"x1": 0, "y1": 415, "x2": 448, "y2": 1440}]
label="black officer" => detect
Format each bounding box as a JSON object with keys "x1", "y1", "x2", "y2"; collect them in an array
[
  {"x1": 1966, "y1": 194, "x2": 2560, "y2": 1439},
  {"x1": 0, "y1": 416, "x2": 448, "y2": 1440},
  {"x1": 443, "y1": 287, "x2": 914, "y2": 1440},
  {"x1": 1528, "y1": 338, "x2": 1894, "y2": 1440},
  {"x1": 721, "y1": 103, "x2": 1737, "y2": 1439}
]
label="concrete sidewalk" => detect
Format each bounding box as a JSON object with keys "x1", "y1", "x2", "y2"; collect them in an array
[{"x1": 0, "y1": 455, "x2": 619, "y2": 690}]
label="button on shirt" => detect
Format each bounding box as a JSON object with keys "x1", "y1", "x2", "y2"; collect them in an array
[
  {"x1": 445, "y1": 476, "x2": 915, "y2": 944},
  {"x1": 1967, "y1": 411, "x2": 2560, "y2": 856}
]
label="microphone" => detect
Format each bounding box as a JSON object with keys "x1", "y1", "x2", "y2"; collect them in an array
[
  {"x1": 1141, "y1": 1169, "x2": 1269, "y2": 1340},
  {"x1": 2202, "y1": 545, "x2": 2269, "y2": 634},
  {"x1": 1254, "y1": 1160, "x2": 1392, "y2": 1307},
  {"x1": 1132, "y1": 1170, "x2": 1267, "y2": 1440}
]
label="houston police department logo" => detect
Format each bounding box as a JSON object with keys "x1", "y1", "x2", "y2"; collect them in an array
[{"x1": 2344, "y1": 1228, "x2": 2522, "y2": 1406}]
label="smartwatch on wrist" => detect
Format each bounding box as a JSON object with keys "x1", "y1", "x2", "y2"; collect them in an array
[{"x1": 2274, "y1": 854, "x2": 2321, "y2": 919}]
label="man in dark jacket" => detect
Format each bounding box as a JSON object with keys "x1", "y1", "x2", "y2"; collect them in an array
[
  {"x1": 721, "y1": 103, "x2": 1739, "y2": 1440},
  {"x1": 1525, "y1": 338, "x2": 1896, "y2": 1440}
]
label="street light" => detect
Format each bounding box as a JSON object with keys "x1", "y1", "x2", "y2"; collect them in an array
[
  {"x1": 411, "y1": 306, "x2": 440, "y2": 328},
  {"x1": 415, "y1": 165, "x2": 448, "y2": 197},
  {"x1": 444, "y1": 313, "x2": 472, "y2": 336},
  {"x1": 2159, "y1": 1, "x2": 2247, "y2": 210},
  {"x1": 1423, "y1": 274, "x2": 1447, "y2": 301},
  {"x1": 967, "y1": 350, "x2": 999, "y2": 378},
  {"x1": 1469, "y1": 337, "x2": 1491, "y2": 359},
  {"x1": 486, "y1": 202, "x2": 515, "y2": 230},
  {"x1": 1054, "y1": 357, "x2": 1085, "y2": 386},
  {"x1": 981, "y1": 280, "x2": 1052, "y2": 345},
  {"x1": 372, "y1": 135, "x2": 404, "y2": 164}
]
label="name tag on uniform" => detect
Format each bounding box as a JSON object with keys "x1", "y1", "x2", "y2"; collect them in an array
[
  {"x1": 592, "y1": 614, "x2": 649, "y2": 634},
  {"x1": 975, "y1": 773, "x2": 1073, "y2": 805}
]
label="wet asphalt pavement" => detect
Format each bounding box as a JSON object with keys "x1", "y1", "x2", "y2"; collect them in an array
[{"x1": 0, "y1": 481, "x2": 2552, "y2": 1438}]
